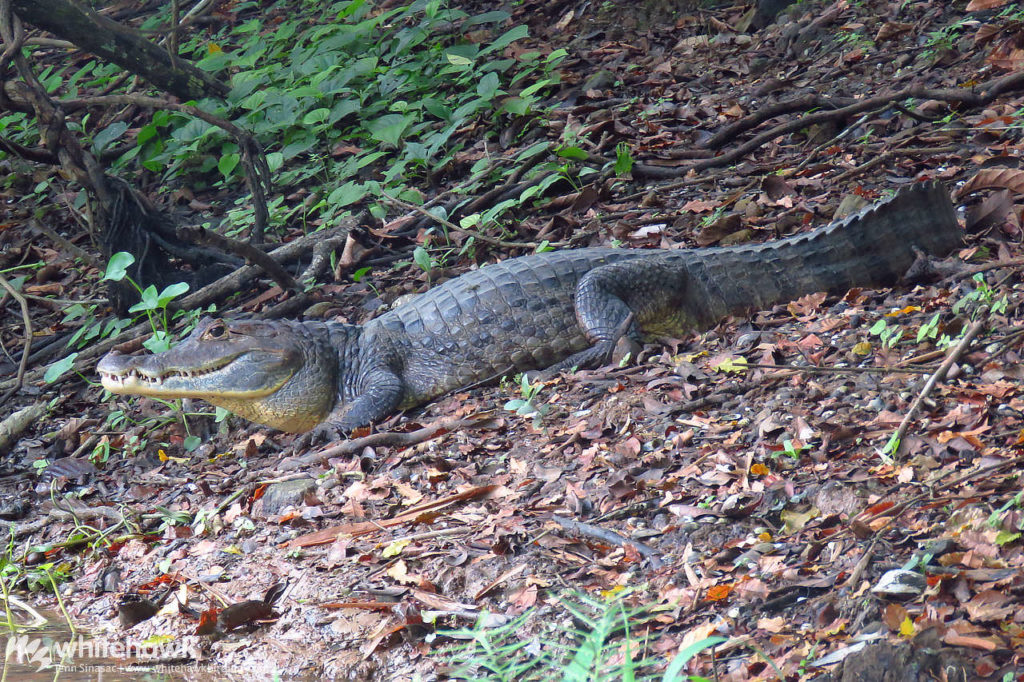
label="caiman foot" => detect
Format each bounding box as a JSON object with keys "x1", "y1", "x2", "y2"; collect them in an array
[
  {"x1": 540, "y1": 313, "x2": 638, "y2": 378},
  {"x1": 291, "y1": 420, "x2": 355, "y2": 452}
]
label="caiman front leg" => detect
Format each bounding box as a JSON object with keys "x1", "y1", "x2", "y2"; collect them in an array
[{"x1": 300, "y1": 363, "x2": 405, "y2": 446}]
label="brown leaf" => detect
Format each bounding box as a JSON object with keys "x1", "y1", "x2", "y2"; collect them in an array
[
  {"x1": 874, "y1": 22, "x2": 912, "y2": 42},
  {"x1": 965, "y1": 0, "x2": 1010, "y2": 10},
  {"x1": 964, "y1": 589, "x2": 1015, "y2": 622},
  {"x1": 882, "y1": 603, "x2": 909, "y2": 632},
  {"x1": 787, "y1": 292, "x2": 827, "y2": 317},
  {"x1": 942, "y1": 631, "x2": 999, "y2": 651},
  {"x1": 957, "y1": 168, "x2": 1024, "y2": 199},
  {"x1": 706, "y1": 583, "x2": 731, "y2": 601},
  {"x1": 966, "y1": 189, "x2": 1014, "y2": 233},
  {"x1": 761, "y1": 175, "x2": 794, "y2": 201}
]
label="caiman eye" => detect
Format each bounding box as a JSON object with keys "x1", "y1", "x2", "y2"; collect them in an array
[{"x1": 204, "y1": 321, "x2": 227, "y2": 339}]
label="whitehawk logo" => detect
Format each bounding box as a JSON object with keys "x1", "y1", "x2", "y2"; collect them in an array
[{"x1": 5, "y1": 635, "x2": 54, "y2": 671}]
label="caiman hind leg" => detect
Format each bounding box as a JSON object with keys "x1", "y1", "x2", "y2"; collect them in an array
[
  {"x1": 545, "y1": 262, "x2": 649, "y2": 372},
  {"x1": 550, "y1": 257, "x2": 694, "y2": 373}
]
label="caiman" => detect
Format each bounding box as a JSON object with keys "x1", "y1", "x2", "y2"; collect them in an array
[{"x1": 98, "y1": 182, "x2": 961, "y2": 434}]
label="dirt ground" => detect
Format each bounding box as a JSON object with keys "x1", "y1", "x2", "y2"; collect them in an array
[{"x1": 3, "y1": 0, "x2": 1024, "y2": 679}]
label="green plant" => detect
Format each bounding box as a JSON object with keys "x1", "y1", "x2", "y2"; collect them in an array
[
  {"x1": 503, "y1": 373, "x2": 549, "y2": 426},
  {"x1": 102, "y1": 252, "x2": 190, "y2": 352},
  {"x1": 953, "y1": 273, "x2": 1008, "y2": 318},
  {"x1": 986, "y1": 491, "x2": 1024, "y2": 546},
  {"x1": 921, "y1": 18, "x2": 970, "y2": 61},
  {"x1": 868, "y1": 318, "x2": 903, "y2": 349},
  {"x1": 698, "y1": 207, "x2": 726, "y2": 229},
  {"x1": 441, "y1": 589, "x2": 726, "y2": 681},
  {"x1": 45, "y1": 252, "x2": 192, "y2": 384},
  {"x1": 613, "y1": 142, "x2": 633, "y2": 176},
  {"x1": 773, "y1": 439, "x2": 808, "y2": 461}
]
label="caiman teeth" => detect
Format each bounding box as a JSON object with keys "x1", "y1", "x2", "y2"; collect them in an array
[{"x1": 102, "y1": 363, "x2": 226, "y2": 384}]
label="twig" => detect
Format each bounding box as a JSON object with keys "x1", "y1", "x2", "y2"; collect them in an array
[
  {"x1": 176, "y1": 225, "x2": 298, "y2": 292},
  {"x1": 550, "y1": 515, "x2": 662, "y2": 568},
  {"x1": 0, "y1": 402, "x2": 46, "y2": 454},
  {"x1": 938, "y1": 257, "x2": 1024, "y2": 286},
  {"x1": 0, "y1": 272, "x2": 32, "y2": 405},
  {"x1": 678, "y1": 72, "x2": 1024, "y2": 175},
  {"x1": 844, "y1": 536, "x2": 879, "y2": 589},
  {"x1": 62, "y1": 93, "x2": 271, "y2": 242},
  {"x1": 379, "y1": 190, "x2": 566, "y2": 250},
  {"x1": 892, "y1": 312, "x2": 987, "y2": 456},
  {"x1": 28, "y1": 219, "x2": 103, "y2": 268},
  {"x1": 746, "y1": 363, "x2": 932, "y2": 375},
  {"x1": 280, "y1": 414, "x2": 481, "y2": 469}
]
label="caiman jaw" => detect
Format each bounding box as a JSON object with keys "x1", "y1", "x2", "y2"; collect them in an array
[
  {"x1": 98, "y1": 351, "x2": 288, "y2": 398},
  {"x1": 97, "y1": 317, "x2": 338, "y2": 432}
]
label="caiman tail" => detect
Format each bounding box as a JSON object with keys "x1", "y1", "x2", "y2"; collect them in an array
[{"x1": 680, "y1": 181, "x2": 960, "y2": 327}]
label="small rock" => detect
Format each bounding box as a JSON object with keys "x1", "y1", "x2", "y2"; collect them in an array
[
  {"x1": 256, "y1": 478, "x2": 317, "y2": 516},
  {"x1": 872, "y1": 569, "x2": 926, "y2": 599},
  {"x1": 582, "y1": 70, "x2": 617, "y2": 92}
]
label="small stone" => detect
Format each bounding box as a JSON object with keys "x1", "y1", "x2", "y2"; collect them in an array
[
  {"x1": 256, "y1": 478, "x2": 316, "y2": 516},
  {"x1": 872, "y1": 569, "x2": 926, "y2": 599}
]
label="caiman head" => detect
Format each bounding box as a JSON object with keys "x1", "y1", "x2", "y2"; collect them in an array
[{"x1": 97, "y1": 317, "x2": 338, "y2": 432}]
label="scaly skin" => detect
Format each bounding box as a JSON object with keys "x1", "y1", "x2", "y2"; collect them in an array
[{"x1": 98, "y1": 182, "x2": 961, "y2": 433}]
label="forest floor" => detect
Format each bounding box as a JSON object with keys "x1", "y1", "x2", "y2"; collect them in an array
[{"x1": 3, "y1": 0, "x2": 1024, "y2": 680}]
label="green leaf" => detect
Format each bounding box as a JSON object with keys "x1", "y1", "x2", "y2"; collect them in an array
[
  {"x1": 327, "y1": 181, "x2": 367, "y2": 207},
  {"x1": 302, "y1": 107, "x2": 331, "y2": 125},
  {"x1": 422, "y1": 98, "x2": 452, "y2": 121},
  {"x1": 869, "y1": 319, "x2": 888, "y2": 335},
  {"x1": 500, "y1": 97, "x2": 530, "y2": 116},
  {"x1": 352, "y1": 266, "x2": 371, "y2": 283},
  {"x1": 103, "y1": 252, "x2": 135, "y2": 282},
  {"x1": 93, "y1": 121, "x2": 128, "y2": 153},
  {"x1": 662, "y1": 637, "x2": 728, "y2": 682},
  {"x1": 365, "y1": 113, "x2": 413, "y2": 147},
  {"x1": 556, "y1": 146, "x2": 588, "y2": 161},
  {"x1": 480, "y1": 25, "x2": 529, "y2": 55},
  {"x1": 614, "y1": 142, "x2": 634, "y2": 176},
  {"x1": 45, "y1": 353, "x2": 78, "y2": 384},
  {"x1": 128, "y1": 284, "x2": 160, "y2": 313},
  {"x1": 265, "y1": 151, "x2": 284, "y2": 172},
  {"x1": 143, "y1": 330, "x2": 172, "y2": 354},
  {"x1": 183, "y1": 436, "x2": 201, "y2": 452},
  {"x1": 995, "y1": 530, "x2": 1021, "y2": 546},
  {"x1": 882, "y1": 432, "x2": 900, "y2": 456},
  {"x1": 156, "y1": 281, "x2": 190, "y2": 308},
  {"x1": 477, "y1": 72, "x2": 501, "y2": 100},
  {"x1": 464, "y1": 10, "x2": 512, "y2": 26},
  {"x1": 413, "y1": 246, "x2": 432, "y2": 273},
  {"x1": 218, "y1": 152, "x2": 240, "y2": 178},
  {"x1": 445, "y1": 52, "x2": 474, "y2": 67}
]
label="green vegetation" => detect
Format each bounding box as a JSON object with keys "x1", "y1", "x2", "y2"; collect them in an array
[
  {"x1": 44, "y1": 252, "x2": 194, "y2": 384},
  {"x1": 441, "y1": 589, "x2": 725, "y2": 681},
  {"x1": 133, "y1": 0, "x2": 563, "y2": 239},
  {"x1": 503, "y1": 373, "x2": 549, "y2": 426}
]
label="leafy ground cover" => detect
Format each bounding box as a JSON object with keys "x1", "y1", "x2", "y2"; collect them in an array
[{"x1": 3, "y1": 0, "x2": 1024, "y2": 679}]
